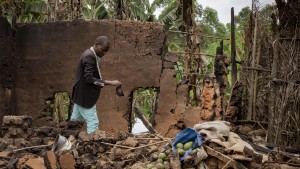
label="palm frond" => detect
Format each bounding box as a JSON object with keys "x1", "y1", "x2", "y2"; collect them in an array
[{"x1": 157, "y1": 0, "x2": 178, "y2": 24}]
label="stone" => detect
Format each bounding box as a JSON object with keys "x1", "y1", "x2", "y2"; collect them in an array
[
  {"x1": 44, "y1": 151, "x2": 58, "y2": 169},
  {"x1": 121, "y1": 137, "x2": 139, "y2": 147},
  {"x1": 25, "y1": 157, "x2": 46, "y2": 169},
  {"x1": 59, "y1": 152, "x2": 76, "y2": 169}
]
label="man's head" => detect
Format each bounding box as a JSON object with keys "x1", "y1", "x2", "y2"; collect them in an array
[{"x1": 94, "y1": 36, "x2": 110, "y2": 57}]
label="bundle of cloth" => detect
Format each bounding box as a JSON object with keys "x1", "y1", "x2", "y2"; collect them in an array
[{"x1": 194, "y1": 121, "x2": 254, "y2": 153}]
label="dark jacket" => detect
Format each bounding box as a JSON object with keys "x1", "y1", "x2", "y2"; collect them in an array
[{"x1": 72, "y1": 48, "x2": 105, "y2": 108}]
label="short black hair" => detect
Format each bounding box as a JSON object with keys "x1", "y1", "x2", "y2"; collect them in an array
[{"x1": 95, "y1": 36, "x2": 110, "y2": 47}]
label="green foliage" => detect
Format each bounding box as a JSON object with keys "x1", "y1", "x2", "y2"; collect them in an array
[
  {"x1": 81, "y1": 0, "x2": 111, "y2": 20},
  {"x1": 133, "y1": 88, "x2": 157, "y2": 120},
  {"x1": 0, "y1": 0, "x2": 47, "y2": 23},
  {"x1": 157, "y1": 0, "x2": 178, "y2": 24}
]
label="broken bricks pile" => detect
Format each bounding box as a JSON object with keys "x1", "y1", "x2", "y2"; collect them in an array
[{"x1": 0, "y1": 116, "x2": 299, "y2": 169}]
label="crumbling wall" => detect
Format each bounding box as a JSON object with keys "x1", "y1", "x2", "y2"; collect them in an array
[
  {"x1": 12, "y1": 20, "x2": 165, "y2": 133},
  {"x1": 0, "y1": 17, "x2": 14, "y2": 121},
  {"x1": 155, "y1": 52, "x2": 201, "y2": 137},
  {"x1": 0, "y1": 18, "x2": 203, "y2": 136}
]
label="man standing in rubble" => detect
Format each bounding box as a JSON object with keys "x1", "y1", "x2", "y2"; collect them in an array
[{"x1": 71, "y1": 36, "x2": 121, "y2": 137}]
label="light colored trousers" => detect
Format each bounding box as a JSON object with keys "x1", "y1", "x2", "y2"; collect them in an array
[{"x1": 70, "y1": 103, "x2": 99, "y2": 134}]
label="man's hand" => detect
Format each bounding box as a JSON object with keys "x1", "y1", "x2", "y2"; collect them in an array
[{"x1": 104, "y1": 80, "x2": 122, "y2": 86}]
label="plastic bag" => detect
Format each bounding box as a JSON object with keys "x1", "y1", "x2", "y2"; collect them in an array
[{"x1": 171, "y1": 128, "x2": 205, "y2": 161}]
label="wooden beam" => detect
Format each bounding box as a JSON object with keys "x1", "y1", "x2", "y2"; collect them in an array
[
  {"x1": 134, "y1": 107, "x2": 157, "y2": 134},
  {"x1": 248, "y1": 11, "x2": 258, "y2": 120}
]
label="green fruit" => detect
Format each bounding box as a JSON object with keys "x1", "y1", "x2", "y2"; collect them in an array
[
  {"x1": 146, "y1": 163, "x2": 154, "y2": 169},
  {"x1": 157, "y1": 159, "x2": 163, "y2": 163},
  {"x1": 177, "y1": 148, "x2": 185, "y2": 157},
  {"x1": 155, "y1": 163, "x2": 165, "y2": 169},
  {"x1": 176, "y1": 143, "x2": 183, "y2": 149},
  {"x1": 190, "y1": 149, "x2": 197, "y2": 155},
  {"x1": 158, "y1": 153, "x2": 167, "y2": 161},
  {"x1": 183, "y1": 141, "x2": 193, "y2": 150}
]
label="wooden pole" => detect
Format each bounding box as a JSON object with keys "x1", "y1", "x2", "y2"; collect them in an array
[
  {"x1": 231, "y1": 7, "x2": 238, "y2": 88},
  {"x1": 253, "y1": 37, "x2": 261, "y2": 120},
  {"x1": 267, "y1": 13, "x2": 280, "y2": 143},
  {"x1": 247, "y1": 11, "x2": 258, "y2": 120}
]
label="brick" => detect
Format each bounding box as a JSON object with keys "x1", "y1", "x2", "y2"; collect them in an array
[
  {"x1": 25, "y1": 157, "x2": 47, "y2": 169},
  {"x1": 2, "y1": 115, "x2": 32, "y2": 127},
  {"x1": 59, "y1": 152, "x2": 75, "y2": 169},
  {"x1": 42, "y1": 137, "x2": 53, "y2": 145},
  {"x1": 0, "y1": 160, "x2": 6, "y2": 167},
  {"x1": 44, "y1": 151, "x2": 58, "y2": 169},
  {"x1": 0, "y1": 151, "x2": 11, "y2": 158},
  {"x1": 63, "y1": 130, "x2": 80, "y2": 138},
  {"x1": 14, "y1": 138, "x2": 29, "y2": 148},
  {"x1": 34, "y1": 127, "x2": 53, "y2": 137},
  {"x1": 30, "y1": 137, "x2": 43, "y2": 146}
]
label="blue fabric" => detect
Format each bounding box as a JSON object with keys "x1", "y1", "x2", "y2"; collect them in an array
[
  {"x1": 171, "y1": 128, "x2": 205, "y2": 161},
  {"x1": 70, "y1": 103, "x2": 99, "y2": 134}
]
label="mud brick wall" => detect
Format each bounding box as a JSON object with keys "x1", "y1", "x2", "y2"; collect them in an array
[
  {"x1": 0, "y1": 18, "x2": 14, "y2": 121},
  {"x1": 12, "y1": 20, "x2": 165, "y2": 133},
  {"x1": 0, "y1": 18, "x2": 202, "y2": 136},
  {"x1": 155, "y1": 53, "x2": 200, "y2": 137}
]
